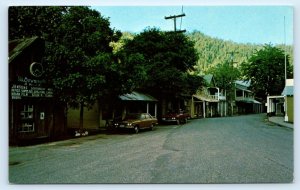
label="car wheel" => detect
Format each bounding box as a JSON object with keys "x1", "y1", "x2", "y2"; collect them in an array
[
  {"x1": 176, "y1": 120, "x2": 180, "y2": 125},
  {"x1": 184, "y1": 118, "x2": 188, "y2": 124},
  {"x1": 149, "y1": 124, "x2": 154, "y2": 131},
  {"x1": 134, "y1": 126, "x2": 139, "y2": 134}
]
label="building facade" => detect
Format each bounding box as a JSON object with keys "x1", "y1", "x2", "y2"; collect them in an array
[
  {"x1": 190, "y1": 74, "x2": 226, "y2": 118},
  {"x1": 234, "y1": 80, "x2": 263, "y2": 115},
  {"x1": 9, "y1": 37, "x2": 65, "y2": 145}
]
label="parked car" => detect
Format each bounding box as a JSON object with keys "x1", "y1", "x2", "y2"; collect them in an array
[
  {"x1": 161, "y1": 110, "x2": 190, "y2": 125},
  {"x1": 112, "y1": 113, "x2": 158, "y2": 133}
]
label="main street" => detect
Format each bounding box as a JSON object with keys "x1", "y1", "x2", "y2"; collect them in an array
[{"x1": 9, "y1": 114, "x2": 293, "y2": 184}]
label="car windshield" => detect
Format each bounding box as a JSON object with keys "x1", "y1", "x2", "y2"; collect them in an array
[{"x1": 124, "y1": 114, "x2": 141, "y2": 120}]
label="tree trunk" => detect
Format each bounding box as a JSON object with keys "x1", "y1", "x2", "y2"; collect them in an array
[{"x1": 79, "y1": 102, "x2": 84, "y2": 132}]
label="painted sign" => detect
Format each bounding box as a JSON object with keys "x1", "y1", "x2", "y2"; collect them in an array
[{"x1": 11, "y1": 76, "x2": 53, "y2": 99}]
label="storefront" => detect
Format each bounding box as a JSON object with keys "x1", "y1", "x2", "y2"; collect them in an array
[{"x1": 9, "y1": 37, "x2": 64, "y2": 145}]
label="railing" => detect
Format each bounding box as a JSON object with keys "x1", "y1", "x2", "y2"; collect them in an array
[
  {"x1": 208, "y1": 95, "x2": 218, "y2": 100},
  {"x1": 197, "y1": 91, "x2": 226, "y2": 101},
  {"x1": 235, "y1": 96, "x2": 254, "y2": 101}
]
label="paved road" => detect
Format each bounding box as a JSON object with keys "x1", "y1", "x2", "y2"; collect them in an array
[{"x1": 9, "y1": 114, "x2": 293, "y2": 184}]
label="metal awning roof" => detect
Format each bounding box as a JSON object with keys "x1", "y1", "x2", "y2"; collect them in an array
[
  {"x1": 235, "y1": 85, "x2": 252, "y2": 92},
  {"x1": 236, "y1": 98, "x2": 261, "y2": 104},
  {"x1": 193, "y1": 95, "x2": 219, "y2": 102},
  {"x1": 281, "y1": 86, "x2": 293, "y2": 96},
  {"x1": 119, "y1": 91, "x2": 158, "y2": 102}
]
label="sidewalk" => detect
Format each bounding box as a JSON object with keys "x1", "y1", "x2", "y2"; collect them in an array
[{"x1": 268, "y1": 116, "x2": 293, "y2": 129}]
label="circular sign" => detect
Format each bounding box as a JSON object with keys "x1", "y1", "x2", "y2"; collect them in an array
[{"x1": 29, "y1": 62, "x2": 44, "y2": 77}]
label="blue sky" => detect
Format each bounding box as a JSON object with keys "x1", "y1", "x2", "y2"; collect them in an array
[{"x1": 92, "y1": 6, "x2": 293, "y2": 45}]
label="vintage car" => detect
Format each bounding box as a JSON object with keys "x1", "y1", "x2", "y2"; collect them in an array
[
  {"x1": 161, "y1": 110, "x2": 190, "y2": 125},
  {"x1": 113, "y1": 113, "x2": 158, "y2": 133}
]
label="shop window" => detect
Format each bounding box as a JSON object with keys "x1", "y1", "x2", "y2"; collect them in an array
[{"x1": 19, "y1": 105, "x2": 35, "y2": 132}]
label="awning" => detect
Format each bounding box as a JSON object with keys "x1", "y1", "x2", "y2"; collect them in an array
[
  {"x1": 235, "y1": 85, "x2": 252, "y2": 92},
  {"x1": 193, "y1": 95, "x2": 218, "y2": 102},
  {"x1": 281, "y1": 86, "x2": 293, "y2": 96},
  {"x1": 236, "y1": 98, "x2": 261, "y2": 104},
  {"x1": 119, "y1": 91, "x2": 158, "y2": 102}
]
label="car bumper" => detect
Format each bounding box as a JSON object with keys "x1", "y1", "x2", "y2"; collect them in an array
[
  {"x1": 116, "y1": 124, "x2": 134, "y2": 129},
  {"x1": 161, "y1": 118, "x2": 178, "y2": 122}
]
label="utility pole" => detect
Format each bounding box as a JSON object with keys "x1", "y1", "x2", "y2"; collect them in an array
[
  {"x1": 284, "y1": 16, "x2": 288, "y2": 122},
  {"x1": 226, "y1": 51, "x2": 239, "y2": 116},
  {"x1": 165, "y1": 12, "x2": 186, "y2": 33},
  {"x1": 227, "y1": 51, "x2": 239, "y2": 67}
]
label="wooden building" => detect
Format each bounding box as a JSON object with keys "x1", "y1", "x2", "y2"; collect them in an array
[
  {"x1": 282, "y1": 79, "x2": 294, "y2": 123},
  {"x1": 67, "y1": 91, "x2": 158, "y2": 132},
  {"x1": 234, "y1": 80, "x2": 263, "y2": 115},
  {"x1": 190, "y1": 74, "x2": 226, "y2": 118},
  {"x1": 9, "y1": 37, "x2": 65, "y2": 145}
]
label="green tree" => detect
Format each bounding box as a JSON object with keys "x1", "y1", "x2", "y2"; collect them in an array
[
  {"x1": 187, "y1": 31, "x2": 293, "y2": 75},
  {"x1": 9, "y1": 6, "x2": 123, "y2": 131},
  {"x1": 9, "y1": 6, "x2": 67, "y2": 41},
  {"x1": 208, "y1": 61, "x2": 241, "y2": 115},
  {"x1": 44, "y1": 7, "x2": 122, "y2": 130},
  {"x1": 241, "y1": 44, "x2": 293, "y2": 101},
  {"x1": 119, "y1": 28, "x2": 203, "y2": 99},
  {"x1": 209, "y1": 61, "x2": 241, "y2": 92}
]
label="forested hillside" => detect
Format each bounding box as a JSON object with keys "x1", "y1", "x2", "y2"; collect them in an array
[
  {"x1": 187, "y1": 31, "x2": 293, "y2": 75},
  {"x1": 116, "y1": 31, "x2": 293, "y2": 76}
]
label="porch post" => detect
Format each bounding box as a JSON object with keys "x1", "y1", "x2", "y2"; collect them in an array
[
  {"x1": 191, "y1": 96, "x2": 194, "y2": 118},
  {"x1": 224, "y1": 90, "x2": 227, "y2": 117},
  {"x1": 154, "y1": 103, "x2": 157, "y2": 118},
  {"x1": 221, "y1": 102, "x2": 223, "y2": 117},
  {"x1": 267, "y1": 97, "x2": 270, "y2": 114},
  {"x1": 203, "y1": 101, "x2": 206, "y2": 118},
  {"x1": 146, "y1": 102, "x2": 149, "y2": 114}
]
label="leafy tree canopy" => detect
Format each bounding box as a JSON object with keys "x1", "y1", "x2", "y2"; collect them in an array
[
  {"x1": 119, "y1": 28, "x2": 203, "y2": 98},
  {"x1": 208, "y1": 61, "x2": 241, "y2": 98},
  {"x1": 9, "y1": 6, "x2": 67, "y2": 41},
  {"x1": 241, "y1": 44, "x2": 293, "y2": 100},
  {"x1": 9, "y1": 6, "x2": 124, "y2": 130}
]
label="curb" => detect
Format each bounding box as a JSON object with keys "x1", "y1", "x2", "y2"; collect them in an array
[{"x1": 268, "y1": 119, "x2": 293, "y2": 129}]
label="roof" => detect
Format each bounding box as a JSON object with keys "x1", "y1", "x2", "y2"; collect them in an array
[
  {"x1": 236, "y1": 97, "x2": 261, "y2": 104},
  {"x1": 203, "y1": 74, "x2": 217, "y2": 87},
  {"x1": 281, "y1": 86, "x2": 294, "y2": 96},
  {"x1": 203, "y1": 74, "x2": 213, "y2": 84},
  {"x1": 235, "y1": 80, "x2": 251, "y2": 87},
  {"x1": 192, "y1": 95, "x2": 219, "y2": 102},
  {"x1": 9, "y1": 37, "x2": 42, "y2": 64},
  {"x1": 119, "y1": 91, "x2": 158, "y2": 102},
  {"x1": 236, "y1": 85, "x2": 252, "y2": 92}
]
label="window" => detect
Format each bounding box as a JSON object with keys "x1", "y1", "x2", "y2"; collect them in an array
[
  {"x1": 236, "y1": 90, "x2": 243, "y2": 97},
  {"x1": 19, "y1": 105, "x2": 35, "y2": 132},
  {"x1": 20, "y1": 122, "x2": 35, "y2": 132}
]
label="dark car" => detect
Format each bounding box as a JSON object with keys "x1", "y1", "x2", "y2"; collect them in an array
[
  {"x1": 161, "y1": 110, "x2": 190, "y2": 125},
  {"x1": 113, "y1": 113, "x2": 158, "y2": 133}
]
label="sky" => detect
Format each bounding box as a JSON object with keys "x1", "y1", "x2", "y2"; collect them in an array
[{"x1": 92, "y1": 6, "x2": 293, "y2": 45}]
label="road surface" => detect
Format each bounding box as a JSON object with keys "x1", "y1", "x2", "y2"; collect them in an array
[{"x1": 9, "y1": 114, "x2": 293, "y2": 184}]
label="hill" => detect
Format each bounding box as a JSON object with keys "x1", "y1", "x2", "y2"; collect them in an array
[
  {"x1": 187, "y1": 31, "x2": 293, "y2": 75},
  {"x1": 115, "y1": 31, "x2": 293, "y2": 75}
]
